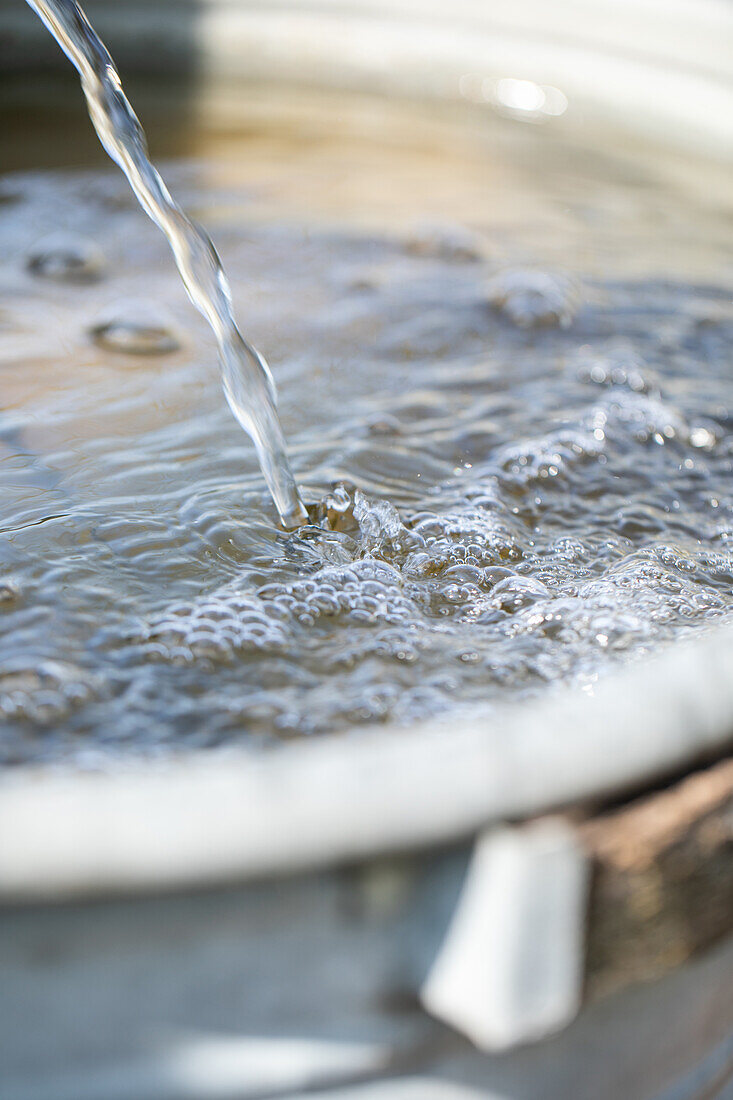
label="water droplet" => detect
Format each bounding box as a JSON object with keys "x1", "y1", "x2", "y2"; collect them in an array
[
  {"x1": 576, "y1": 345, "x2": 657, "y2": 395},
  {"x1": 27, "y1": 232, "x2": 105, "y2": 283},
  {"x1": 0, "y1": 581, "x2": 19, "y2": 608},
  {"x1": 487, "y1": 268, "x2": 580, "y2": 328},
  {"x1": 366, "y1": 413, "x2": 403, "y2": 436},
  {"x1": 404, "y1": 222, "x2": 484, "y2": 262},
  {"x1": 90, "y1": 301, "x2": 181, "y2": 355}
]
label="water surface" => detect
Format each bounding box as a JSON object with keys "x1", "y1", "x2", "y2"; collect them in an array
[{"x1": 1, "y1": 87, "x2": 732, "y2": 766}]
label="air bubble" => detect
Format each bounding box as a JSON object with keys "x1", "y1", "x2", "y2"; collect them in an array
[{"x1": 487, "y1": 575, "x2": 550, "y2": 613}]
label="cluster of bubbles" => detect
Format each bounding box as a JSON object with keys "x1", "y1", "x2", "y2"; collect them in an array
[
  {"x1": 103, "y1": 459, "x2": 733, "y2": 753},
  {"x1": 132, "y1": 590, "x2": 290, "y2": 665},
  {"x1": 121, "y1": 489, "x2": 524, "y2": 697},
  {"x1": 0, "y1": 659, "x2": 99, "y2": 726},
  {"x1": 575, "y1": 344, "x2": 657, "y2": 394},
  {"x1": 86, "y1": 277, "x2": 731, "y2": 744},
  {"x1": 130, "y1": 501, "x2": 430, "y2": 668},
  {"x1": 495, "y1": 428, "x2": 602, "y2": 486},
  {"x1": 505, "y1": 553, "x2": 728, "y2": 652}
]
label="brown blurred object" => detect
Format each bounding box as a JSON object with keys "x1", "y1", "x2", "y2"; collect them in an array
[{"x1": 585, "y1": 758, "x2": 733, "y2": 1001}]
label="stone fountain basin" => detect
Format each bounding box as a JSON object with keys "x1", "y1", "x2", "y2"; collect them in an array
[{"x1": 1, "y1": 2, "x2": 733, "y2": 1098}]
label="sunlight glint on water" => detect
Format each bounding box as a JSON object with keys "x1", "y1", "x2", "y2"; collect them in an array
[{"x1": 25, "y1": 0, "x2": 308, "y2": 528}]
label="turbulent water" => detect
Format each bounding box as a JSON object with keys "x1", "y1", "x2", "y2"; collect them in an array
[
  {"x1": 1, "y1": 72, "x2": 732, "y2": 766},
  {"x1": 25, "y1": 0, "x2": 306, "y2": 526}
]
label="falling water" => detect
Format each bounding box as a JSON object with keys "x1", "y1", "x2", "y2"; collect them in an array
[{"x1": 24, "y1": 0, "x2": 308, "y2": 528}]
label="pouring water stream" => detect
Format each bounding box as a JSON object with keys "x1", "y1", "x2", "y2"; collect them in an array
[{"x1": 25, "y1": 0, "x2": 308, "y2": 528}]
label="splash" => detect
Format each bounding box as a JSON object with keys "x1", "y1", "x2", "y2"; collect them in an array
[{"x1": 25, "y1": 0, "x2": 307, "y2": 527}]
